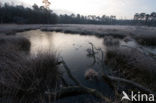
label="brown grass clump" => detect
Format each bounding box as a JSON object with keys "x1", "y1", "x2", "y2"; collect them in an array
[
  {"x1": 0, "y1": 35, "x2": 31, "y2": 52},
  {"x1": 0, "y1": 46, "x2": 61, "y2": 103},
  {"x1": 103, "y1": 36, "x2": 120, "y2": 47},
  {"x1": 105, "y1": 46, "x2": 156, "y2": 90}
]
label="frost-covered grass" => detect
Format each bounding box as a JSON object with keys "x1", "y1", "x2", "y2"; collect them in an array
[
  {"x1": 0, "y1": 24, "x2": 42, "y2": 35},
  {"x1": 105, "y1": 46, "x2": 156, "y2": 90},
  {"x1": 1, "y1": 24, "x2": 156, "y2": 46},
  {"x1": 41, "y1": 24, "x2": 131, "y2": 38},
  {"x1": 41, "y1": 24, "x2": 156, "y2": 46},
  {"x1": 41, "y1": 24, "x2": 156, "y2": 36}
]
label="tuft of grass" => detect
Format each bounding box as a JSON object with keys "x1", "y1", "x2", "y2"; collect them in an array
[
  {"x1": 103, "y1": 36, "x2": 120, "y2": 47},
  {"x1": 105, "y1": 46, "x2": 156, "y2": 90},
  {"x1": 123, "y1": 36, "x2": 133, "y2": 42},
  {"x1": 0, "y1": 46, "x2": 61, "y2": 103},
  {"x1": 0, "y1": 36, "x2": 31, "y2": 52}
]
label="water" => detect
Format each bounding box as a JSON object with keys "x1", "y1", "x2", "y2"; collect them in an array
[
  {"x1": 16, "y1": 30, "x2": 115, "y2": 102},
  {"x1": 16, "y1": 29, "x2": 156, "y2": 102}
]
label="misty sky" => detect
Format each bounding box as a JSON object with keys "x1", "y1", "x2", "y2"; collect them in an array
[{"x1": 1, "y1": 0, "x2": 156, "y2": 19}]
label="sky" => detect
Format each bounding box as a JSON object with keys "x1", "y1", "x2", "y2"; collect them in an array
[{"x1": 1, "y1": 0, "x2": 156, "y2": 19}]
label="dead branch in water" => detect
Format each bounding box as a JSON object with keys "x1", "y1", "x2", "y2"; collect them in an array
[
  {"x1": 101, "y1": 67, "x2": 156, "y2": 99},
  {"x1": 102, "y1": 71, "x2": 156, "y2": 95},
  {"x1": 46, "y1": 42, "x2": 155, "y2": 102},
  {"x1": 87, "y1": 42, "x2": 96, "y2": 65},
  {"x1": 48, "y1": 58, "x2": 155, "y2": 102},
  {"x1": 102, "y1": 72, "x2": 120, "y2": 98},
  {"x1": 61, "y1": 60, "x2": 82, "y2": 86},
  {"x1": 87, "y1": 42, "x2": 104, "y2": 65},
  {"x1": 45, "y1": 86, "x2": 111, "y2": 102},
  {"x1": 60, "y1": 59, "x2": 111, "y2": 103},
  {"x1": 107, "y1": 75, "x2": 155, "y2": 95}
]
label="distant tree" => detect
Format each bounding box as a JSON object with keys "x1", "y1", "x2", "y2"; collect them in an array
[
  {"x1": 145, "y1": 14, "x2": 150, "y2": 23},
  {"x1": 134, "y1": 13, "x2": 140, "y2": 20},
  {"x1": 1, "y1": 3, "x2": 155, "y2": 26},
  {"x1": 150, "y1": 12, "x2": 156, "y2": 21},
  {"x1": 32, "y1": 4, "x2": 39, "y2": 11},
  {"x1": 139, "y1": 13, "x2": 146, "y2": 20},
  {"x1": 0, "y1": 3, "x2": 58, "y2": 24},
  {"x1": 133, "y1": 12, "x2": 156, "y2": 26}
]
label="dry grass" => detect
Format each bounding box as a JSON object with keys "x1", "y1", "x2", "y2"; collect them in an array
[
  {"x1": 103, "y1": 36, "x2": 120, "y2": 47},
  {"x1": 105, "y1": 46, "x2": 156, "y2": 90},
  {"x1": 0, "y1": 45, "x2": 61, "y2": 103},
  {"x1": 0, "y1": 36, "x2": 31, "y2": 52},
  {"x1": 41, "y1": 24, "x2": 128, "y2": 39}
]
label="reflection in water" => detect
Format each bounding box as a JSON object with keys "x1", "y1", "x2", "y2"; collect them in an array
[
  {"x1": 17, "y1": 30, "x2": 113, "y2": 99},
  {"x1": 16, "y1": 29, "x2": 146, "y2": 102}
]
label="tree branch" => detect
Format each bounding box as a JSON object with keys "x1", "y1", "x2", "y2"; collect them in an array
[
  {"x1": 102, "y1": 74, "x2": 156, "y2": 95},
  {"x1": 60, "y1": 59, "x2": 111, "y2": 102},
  {"x1": 61, "y1": 60, "x2": 82, "y2": 86},
  {"x1": 45, "y1": 86, "x2": 111, "y2": 102}
]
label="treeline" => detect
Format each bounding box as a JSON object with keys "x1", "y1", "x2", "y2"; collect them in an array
[
  {"x1": 58, "y1": 14, "x2": 156, "y2": 26},
  {"x1": 133, "y1": 12, "x2": 156, "y2": 26},
  {"x1": 0, "y1": 3, "x2": 156, "y2": 26},
  {"x1": 58, "y1": 14, "x2": 117, "y2": 24},
  {"x1": 0, "y1": 3, "x2": 58, "y2": 24}
]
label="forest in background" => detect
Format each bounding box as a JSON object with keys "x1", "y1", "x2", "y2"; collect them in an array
[{"x1": 0, "y1": 3, "x2": 156, "y2": 26}]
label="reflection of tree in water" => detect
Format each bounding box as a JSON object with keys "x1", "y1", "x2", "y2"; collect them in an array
[
  {"x1": 44, "y1": 32, "x2": 55, "y2": 52},
  {"x1": 29, "y1": 31, "x2": 55, "y2": 54},
  {"x1": 37, "y1": 32, "x2": 55, "y2": 54}
]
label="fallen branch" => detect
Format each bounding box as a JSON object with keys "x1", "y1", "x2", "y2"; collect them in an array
[
  {"x1": 45, "y1": 86, "x2": 111, "y2": 102},
  {"x1": 102, "y1": 74, "x2": 156, "y2": 95},
  {"x1": 61, "y1": 60, "x2": 82, "y2": 86},
  {"x1": 59, "y1": 56, "x2": 155, "y2": 102},
  {"x1": 60, "y1": 77, "x2": 68, "y2": 87},
  {"x1": 102, "y1": 73, "x2": 120, "y2": 98},
  {"x1": 60, "y1": 59, "x2": 111, "y2": 103}
]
